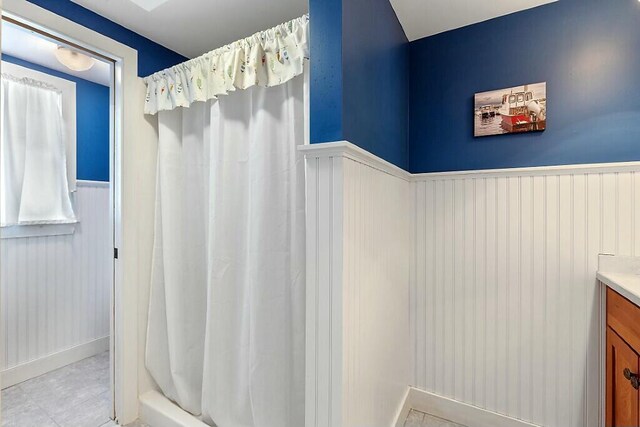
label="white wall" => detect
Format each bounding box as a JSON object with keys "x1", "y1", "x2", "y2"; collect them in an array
[
  {"x1": 411, "y1": 164, "x2": 640, "y2": 427},
  {"x1": 1, "y1": 181, "x2": 111, "y2": 386},
  {"x1": 303, "y1": 142, "x2": 412, "y2": 427},
  {"x1": 342, "y1": 156, "x2": 412, "y2": 426}
]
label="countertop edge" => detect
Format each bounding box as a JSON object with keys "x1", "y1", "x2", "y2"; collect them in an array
[{"x1": 598, "y1": 271, "x2": 640, "y2": 307}]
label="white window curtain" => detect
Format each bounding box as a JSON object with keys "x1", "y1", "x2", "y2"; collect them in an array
[
  {"x1": 146, "y1": 73, "x2": 305, "y2": 427},
  {"x1": 1, "y1": 75, "x2": 76, "y2": 226}
]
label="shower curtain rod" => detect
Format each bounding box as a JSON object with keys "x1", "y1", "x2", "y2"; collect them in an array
[{"x1": 2, "y1": 15, "x2": 115, "y2": 64}]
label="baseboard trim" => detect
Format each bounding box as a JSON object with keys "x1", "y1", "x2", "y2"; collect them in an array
[
  {"x1": 396, "y1": 387, "x2": 541, "y2": 427},
  {"x1": 139, "y1": 390, "x2": 209, "y2": 427},
  {"x1": 1, "y1": 336, "x2": 109, "y2": 389}
]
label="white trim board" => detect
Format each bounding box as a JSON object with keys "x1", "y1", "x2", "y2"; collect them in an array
[
  {"x1": 1, "y1": 336, "x2": 109, "y2": 389},
  {"x1": 299, "y1": 141, "x2": 412, "y2": 181},
  {"x1": 300, "y1": 140, "x2": 640, "y2": 180},
  {"x1": 413, "y1": 161, "x2": 640, "y2": 180},
  {"x1": 0, "y1": 223, "x2": 76, "y2": 239},
  {"x1": 397, "y1": 388, "x2": 541, "y2": 427},
  {"x1": 77, "y1": 179, "x2": 110, "y2": 188}
]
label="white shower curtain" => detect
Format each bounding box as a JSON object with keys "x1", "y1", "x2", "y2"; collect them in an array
[
  {"x1": 1, "y1": 75, "x2": 76, "y2": 226},
  {"x1": 146, "y1": 74, "x2": 305, "y2": 427}
]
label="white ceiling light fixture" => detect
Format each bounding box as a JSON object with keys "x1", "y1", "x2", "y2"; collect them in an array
[
  {"x1": 55, "y1": 46, "x2": 96, "y2": 71},
  {"x1": 128, "y1": 0, "x2": 171, "y2": 12}
]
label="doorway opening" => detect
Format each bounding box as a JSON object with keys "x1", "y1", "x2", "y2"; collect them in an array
[{"x1": 0, "y1": 14, "x2": 120, "y2": 427}]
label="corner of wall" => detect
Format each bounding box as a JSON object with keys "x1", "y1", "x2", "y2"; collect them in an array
[{"x1": 302, "y1": 142, "x2": 412, "y2": 427}]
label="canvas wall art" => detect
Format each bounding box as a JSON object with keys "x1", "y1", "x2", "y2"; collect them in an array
[{"x1": 474, "y1": 82, "x2": 546, "y2": 137}]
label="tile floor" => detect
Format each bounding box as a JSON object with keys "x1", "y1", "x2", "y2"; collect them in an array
[
  {"x1": 1, "y1": 352, "x2": 148, "y2": 427},
  {"x1": 404, "y1": 409, "x2": 466, "y2": 427},
  {"x1": 2, "y1": 353, "x2": 457, "y2": 427}
]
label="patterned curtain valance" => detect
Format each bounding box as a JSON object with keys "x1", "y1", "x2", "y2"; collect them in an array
[{"x1": 143, "y1": 15, "x2": 308, "y2": 115}]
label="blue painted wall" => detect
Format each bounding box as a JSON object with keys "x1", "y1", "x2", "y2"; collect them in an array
[
  {"x1": 310, "y1": 0, "x2": 409, "y2": 169},
  {"x1": 3, "y1": 55, "x2": 110, "y2": 182},
  {"x1": 409, "y1": 0, "x2": 640, "y2": 173},
  {"x1": 309, "y1": 0, "x2": 343, "y2": 143},
  {"x1": 342, "y1": 0, "x2": 409, "y2": 168},
  {"x1": 26, "y1": 0, "x2": 187, "y2": 77}
]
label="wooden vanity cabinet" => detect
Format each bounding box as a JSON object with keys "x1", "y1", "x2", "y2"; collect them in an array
[{"x1": 607, "y1": 288, "x2": 640, "y2": 427}]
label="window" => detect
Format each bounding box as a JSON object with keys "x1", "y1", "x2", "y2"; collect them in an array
[{"x1": 1, "y1": 61, "x2": 77, "y2": 238}]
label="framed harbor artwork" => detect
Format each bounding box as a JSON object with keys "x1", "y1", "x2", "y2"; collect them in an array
[{"x1": 474, "y1": 82, "x2": 546, "y2": 137}]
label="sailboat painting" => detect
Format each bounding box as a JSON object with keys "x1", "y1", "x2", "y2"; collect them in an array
[{"x1": 474, "y1": 82, "x2": 547, "y2": 137}]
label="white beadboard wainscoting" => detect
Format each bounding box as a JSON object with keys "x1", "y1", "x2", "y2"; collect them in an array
[
  {"x1": 1, "y1": 180, "x2": 112, "y2": 388},
  {"x1": 301, "y1": 142, "x2": 413, "y2": 427},
  {"x1": 412, "y1": 163, "x2": 640, "y2": 427},
  {"x1": 303, "y1": 141, "x2": 640, "y2": 427}
]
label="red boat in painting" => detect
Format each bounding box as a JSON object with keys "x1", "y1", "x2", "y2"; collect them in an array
[{"x1": 498, "y1": 85, "x2": 546, "y2": 133}]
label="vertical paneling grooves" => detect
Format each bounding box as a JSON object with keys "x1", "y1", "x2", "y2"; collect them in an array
[
  {"x1": 305, "y1": 150, "x2": 411, "y2": 427},
  {"x1": 342, "y1": 158, "x2": 411, "y2": 427},
  {"x1": 1, "y1": 182, "x2": 111, "y2": 372},
  {"x1": 412, "y1": 169, "x2": 640, "y2": 427}
]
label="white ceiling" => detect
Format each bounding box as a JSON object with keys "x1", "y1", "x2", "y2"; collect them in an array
[
  {"x1": 128, "y1": 0, "x2": 170, "y2": 12},
  {"x1": 2, "y1": 21, "x2": 112, "y2": 86},
  {"x1": 70, "y1": 0, "x2": 309, "y2": 59},
  {"x1": 390, "y1": 0, "x2": 558, "y2": 41},
  {"x1": 66, "y1": 0, "x2": 556, "y2": 61}
]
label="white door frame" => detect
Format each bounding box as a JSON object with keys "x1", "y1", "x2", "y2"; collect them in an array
[{"x1": 1, "y1": 1, "x2": 140, "y2": 424}]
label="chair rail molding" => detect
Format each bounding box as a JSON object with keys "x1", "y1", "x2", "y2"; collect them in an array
[{"x1": 300, "y1": 141, "x2": 412, "y2": 182}]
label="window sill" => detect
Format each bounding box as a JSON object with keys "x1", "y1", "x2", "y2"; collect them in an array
[{"x1": 1, "y1": 223, "x2": 77, "y2": 239}]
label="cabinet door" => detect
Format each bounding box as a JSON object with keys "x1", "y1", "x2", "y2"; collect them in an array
[{"x1": 607, "y1": 327, "x2": 640, "y2": 427}]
